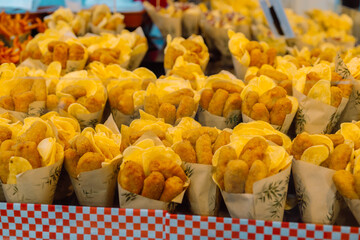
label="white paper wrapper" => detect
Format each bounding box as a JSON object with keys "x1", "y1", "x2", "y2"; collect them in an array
[
  {"x1": 294, "y1": 89, "x2": 348, "y2": 134},
  {"x1": 232, "y1": 55, "x2": 248, "y2": 80},
  {"x1": 0, "y1": 101, "x2": 46, "y2": 122},
  {"x1": 127, "y1": 27, "x2": 148, "y2": 71},
  {"x1": 183, "y1": 162, "x2": 219, "y2": 216},
  {"x1": 219, "y1": 165, "x2": 291, "y2": 221},
  {"x1": 89, "y1": 23, "x2": 125, "y2": 35},
  {"x1": 292, "y1": 159, "x2": 341, "y2": 224},
  {"x1": 197, "y1": 106, "x2": 241, "y2": 130},
  {"x1": 59, "y1": 108, "x2": 104, "y2": 129},
  {"x1": 18, "y1": 58, "x2": 47, "y2": 71},
  {"x1": 0, "y1": 183, "x2": 5, "y2": 202},
  {"x1": 2, "y1": 159, "x2": 63, "y2": 204},
  {"x1": 111, "y1": 107, "x2": 141, "y2": 129},
  {"x1": 182, "y1": 10, "x2": 201, "y2": 38},
  {"x1": 205, "y1": 24, "x2": 230, "y2": 56},
  {"x1": 242, "y1": 112, "x2": 295, "y2": 134},
  {"x1": 344, "y1": 198, "x2": 360, "y2": 225}
]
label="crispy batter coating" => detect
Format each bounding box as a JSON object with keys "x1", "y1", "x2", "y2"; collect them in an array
[
  {"x1": 304, "y1": 72, "x2": 321, "y2": 95},
  {"x1": 19, "y1": 121, "x2": 47, "y2": 145},
  {"x1": 270, "y1": 97, "x2": 292, "y2": 126},
  {"x1": 195, "y1": 134, "x2": 213, "y2": 165},
  {"x1": 215, "y1": 146, "x2": 237, "y2": 190},
  {"x1": 48, "y1": 41, "x2": 64, "y2": 52},
  {"x1": 0, "y1": 150, "x2": 14, "y2": 183},
  {"x1": 162, "y1": 140, "x2": 172, "y2": 147},
  {"x1": 291, "y1": 133, "x2": 313, "y2": 160},
  {"x1": 328, "y1": 143, "x2": 352, "y2": 171},
  {"x1": 176, "y1": 96, "x2": 195, "y2": 120},
  {"x1": 240, "y1": 137, "x2": 268, "y2": 167},
  {"x1": 245, "y1": 160, "x2": 268, "y2": 193},
  {"x1": 53, "y1": 42, "x2": 69, "y2": 69},
  {"x1": 224, "y1": 160, "x2": 249, "y2": 193},
  {"x1": 10, "y1": 78, "x2": 34, "y2": 97},
  {"x1": 161, "y1": 89, "x2": 194, "y2": 106},
  {"x1": 31, "y1": 78, "x2": 47, "y2": 101},
  {"x1": 181, "y1": 39, "x2": 202, "y2": 53},
  {"x1": 68, "y1": 43, "x2": 85, "y2": 61},
  {"x1": 0, "y1": 96, "x2": 14, "y2": 110},
  {"x1": 141, "y1": 171, "x2": 165, "y2": 200},
  {"x1": 64, "y1": 148, "x2": 80, "y2": 178},
  {"x1": 212, "y1": 81, "x2": 243, "y2": 94},
  {"x1": 0, "y1": 126, "x2": 12, "y2": 143},
  {"x1": 46, "y1": 94, "x2": 58, "y2": 111},
  {"x1": 1, "y1": 140, "x2": 15, "y2": 151},
  {"x1": 223, "y1": 93, "x2": 242, "y2": 118},
  {"x1": 264, "y1": 134, "x2": 283, "y2": 146},
  {"x1": 164, "y1": 46, "x2": 184, "y2": 70},
  {"x1": 89, "y1": 48, "x2": 120, "y2": 64},
  {"x1": 182, "y1": 127, "x2": 219, "y2": 145},
  {"x1": 200, "y1": 89, "x2": 214, "y2": 110},
  {"x1": 245, "y1": 74, "x2": 257, "y2": 84},
  {"x1": 119, "y1": 160, "x2": 145, "y2": 194},
  {"x1": 14, "y1": 141, "x2": 41, "y2": 169},
  {"x1": 250, "y1": 103, "x2": 270, "y2": 122},
  {"x1": 173, "y1": 140, "x2": 196, "y2": 163},
  {"x1": 58, "y1": 96, "x2": 76, "y2": 112},
  {"x1": 208, "y1": 89, "x2": 229, "y2": 116},
  {"x1": 325, "y1": 134, "x2": 344, "y2": 147},
  {"x1": 149, "y1": 158, "x2": 187, "y2": 182},
  {"x1": 266, "y1": 48, "x2": 277, "y2": 66},
  {"x1": 76, "y1": 152, "x2": 104, "y2": 175},
  {"x1": 249, "y1": 48, "x2": 267, "y2": 68},
  {"x1": 13, "y1": 91, "x2": 36, "y2": 113},
  {"x1": 41, "y1": 51, "x2": 53, "y2": 65},
  {"x1": 333, "y1": 170, "x2": 358, "y2": 199},
  {"x1": 129, "y1": 129, "x2": 166, "y2": 144},
  {"x1": 279, "y1": 79, "x2": 293, "y2": 96},
  {"x1": 259, "y1": 86, "x2": 287, "y2": 111},
  {"x1": 62, "y1": 85, "x2": 87, "y2": 99},
  {"x1": 257, "y1": 68, "x2": 288, "y2": 81},
  {"x1": 116, "y1": 93, "x2": 134, "y2": 115},
  {"x1": 159, "y1": 176, "x2": 184, "y2": 202},
  {"x1": 245, "y1": 41, "x2": 263, "y2": 52},
  {"x1": 74, "y1": 135, "x2": 93, "y2": 156},
  {"x1": 144, "y1": 94, "x2": 160, "y2": 117},
  {"x1": 242, "y1": 91, "x2": 259, "y2": 116},
  {"x1": 183, "y1": 52, "x2": 200, "y2": 65},
  {"x1": 158, "y1": 103, "x2": 176, "y2": 125},
  {"x1": 213, "y1": 131, "x2": 231, "y2": 153},
  {"x1": 330, "y1": 86, "x2": 343, "y2": 108}
]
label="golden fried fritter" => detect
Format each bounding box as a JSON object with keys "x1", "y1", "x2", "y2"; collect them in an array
[
  {"x1": 41, "y1": 51, "x2": 53, "y2": 65},
  {"x1": 270, "y1": 97, "x2": 292, "y2": 126},
  {"x1": 0, "y1": 126, "x2": 12, "y2": 143},
  {"x1": 242, "y1": 91, "x2": 259, "y2": 116},
  {"x1": 161, "y1": 88, "x2": 194, "y2": 106},
  {"x1": 13, "y1": 91, "x2": 36, "y2": 112},
  {"x1": 245, "y1": 160, "x2": 268, "y2": 193},
  {"x1": 245, "y1": 41, "x2": 263, "y2": 52},
  {"x1": 291, "y1": 133, "x2": 313, "y2": 160},
  {"x1": 264, "y1": 134, "x2": 283, "y2": 146},
  {"x1": 176, "y1": 96, "x2": 195, "y2": 120},
  {"x1": 162, "y1": 139, "x2": 172, "y2": 147},
  {"x1": 74, "y1": 135, "x2": 93, "y2": 156},
  {"x1": 333, "y1": 170, "x2": 358, "y2": 199},
  {"x1": 279, "y1": 79, "x2": 293, "y2": 96},
  {"x1": 62, "y1": 85, "x2": 87, "y2": 99},
  {"x1": 304, "y1": 72, "x2": 321, "y2": 95},
  {"x1": 68, "y1": 44, "x2": 85, "y2": 61},
  {"x1": 141, "y1": 171, "x2": 165, "y2": 200},
  {"x1": 223, "y1": 93, "x2": 242, "y2": 118},
  {"x1": 31, "y1": 78, "x2": 47, "y2": 101},
  {"x1": 224, "y1": 160, "x2": 249, "y2": 193},
  {"x1": 173, "y1": 140, "x2": 196, "y2": 163},
  {"x1": 182, "y1": 127, "x2": 219, "y2": 145},
  {"x1": 259, "y1": 86, "x2": 287, "y2": 111},
  {"x1": 328, "y1": 143, "x2": 352, "y2": 171},
  {"x1": 249, "y1": 49, "x2": 267, "y2": 68},
  {"x1": 58, "y1": 96, "x2": 76, "y2": 112},
  {"x1": 1, "y1": 140, "x2": 15, "y2": 151},
  {"x1": 325, "y1": 134, "x2": 344, "y2": 147},
  {"x1": 14, "y1": 141, "x2": 41, "y2": 169},
  {"x1": 200, "y1": 89, "x2": 214, "y2": 110},
  {"x1": 208, "y1": 89, "x2": 229, "y2": 116},
  {"x1": 257, "y1": 68, "x2": 288, "y2": 81},
  {"x1": 266, "y1": 48, "x2": 277, "y2": 66},
  {"x1": 18, "y1": 121, "x2": 47, "y2": 145},
  {"x1": 159, "y1": 176, "x2": 184, "y2": 202},
  {"x1": 149, "y1": 158, "x2": 187, "y2": 182},
  {"x1": 10, "y1": 78, "x2": 34, "y2": 97},
  {"x1": 240, "y1": 137, "x2": 268, "y2": 167},
  {"x1": 48, "y1": 41, "x2": 64, "y2": 52},
  {"x1": 183, "y1": 52, "x2": 200, "y2": 65},
  {"x1": 215, "y1": 146, "x2": 237, "y2": 190},
  {"x1": 76, "y1": 152, "x2": 104, "y2": 175},
  {"x1": 337, "y1": 79, "x2": 352, "y2": 99},
  {"x1": 46, "y1": 94, "x2": 58, "y2": 111},
  {"x1": 250, "y1": 103, "x2": 270, "y2": 122},
  {"x1": 116, "y1": 93, "x2": 134, "y2": 115},
  {"x1": 0, "y1": 150, "x2": 14, "y2": 183},
  {"x1": 119, "y1": 160, "x2": 145, "y2": 194},
  {"x1": 181, "y1": 39, "x2": 202, "y2": 53},
  {"x1": 144, "y1": 94, "x2": 160, "y2": 117},
  {"x1": 213, "y1": 131, "x2": 231, "y2": 153},
  {"x1": 158, "y1": 103, "x2": 176, "y2": 125},
  {"x1": 212, "y1": 81, "x2": 243, "y2": 94},
  {"x1": 330, "y1": 86, "x2": 343, "y2": 108},
  {"x1": 129, "y1": 129, "x2": 166, "y2": 144},
  {"x1": 64, "y1": 148, "x2": 80, "y2": 178},
  {"x1": 53, "y1": 42, "x2": 69, "y2": 69},
  {"x1": 195, "y1": 134, "x2": 213, "y2": 165},
  {"x1": 0, "y1": 96, "x2": 14, "y2": 110},
  {"x1": 164, "y1": 46, "x2": 184, "y2": 70}
]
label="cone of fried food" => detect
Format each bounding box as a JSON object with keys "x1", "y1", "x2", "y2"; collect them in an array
[
  {"x1": 0, "y1": 117, "x2": 64, "y2": 204},
  {"x1": 89, "y1": 4, "x2": 125, "y2": 35}
]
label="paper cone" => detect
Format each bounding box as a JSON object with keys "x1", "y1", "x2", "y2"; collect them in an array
[
  {"x1": 232, "y1": 55, "x2": 248, "y2": 80},
  {"x1": 182, "y1": 10, "x2": 201, "y2": 38},
  {"x1": 0, "y1": 101, "x2": 46, "y2": 122},
  {"x1": 89, "y1": 22, "x2": 125, "y2": 35},
  {"x1": 111, "y1": 107, "x2": 141, "y2": 129},
  {"x1": 127, "y1": 27, "x2": 148, "y2": 70},
  {"x1": 60, "y1": 108, "x2": 104, "y2": 129},
  {"x1": 0, "y1": 183, "x2": 5, "y2": 202},
  {"x1": 197, "y1": 106, "x2": 241, "y2": 130},
  {"x1": 242, "y1": 112, "x2": 295, "y2": 134},
  {"x1": 344, "y1": 198, "x2": 360, "y2": 225}
]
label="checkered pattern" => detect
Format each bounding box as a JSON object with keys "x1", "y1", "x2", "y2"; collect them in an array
[{"x1": 1, "y1": 202, "x2": 359, "y2": 240}]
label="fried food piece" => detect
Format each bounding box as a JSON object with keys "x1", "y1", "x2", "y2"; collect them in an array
[
  {"x1": 325, "y1": 134, "x2": 344, "y2": 147},
  {"x1": 212, "y1": 81, "x2": 243, "y2": 94},
  {"x1": 1, "y1": 140, "x2": 15, "y2": 151},
  {"x1": 76, "y1": 152, "x2": 104, "y2": 175},
  {"x1": 354, "y1": 172, "x2": 360, "y2": 197},
  {"x1": 19, "y1": 121, "x2": 47, "y2": 145},
  {"x1": 240, "y1": 137, "x2": 268, "y2": 167},
  {"x1": 144, "y1": 94, "x2": 160, "y2": 117},
  {"x1": 176, "y1": 96, "x2": 195, "y2": 120},
  {"x1": 10, "y1": 78, "x2": 34, "y2": 97},
  {"x1": 270, "y1": 97, "x2": 292, "y2": 126},
  {"x1": 0, "y1": 150, "x2": 14, "y2": 183},
  {"x1": 89, "y1": 48, "x2": 119, "y2": 63},
  {"x1": 304, "y1": 72, "x2": 321, "y2": 95},
  {"x1": 249, "y1": 49, "x2": 267, "y2": 68},
  {"x1": 224, "y1": 160, "x2": 249, "y2": 193},
  {"x1": 119, "y1": 160, "x2": 145, "y2": 194},
  {"x1": 257, "y1": 68, "x2": 288, "y2": 81},
  {"x1": 13, "y1": 91, "x2": 36, "y2": 112},
  {"x1": 330, "y1": 86, "x2": 342, "y2": 108},
  {"x1": 58, "y1": 96, "x2": 76, "y2": 112},
  {"x1": 53, "y1": 42, "x2": 69, "y2": 69},
  {"x1": 200, "y1": 89, "x2": 214, "y2": 110},
  {"x1": 0, "y1": 126, "x2": 12, "y2": 143},
  {"x1": 173, "y1": 140, "x2": 196, "y2": 163},
  {"x1": 62, "y1": 85, "x2": 87, "y2": 99},
  {"x1": 161, "y1": 89, "x2": 194, "y2": 106},
  {"x1": 242, "y1": 91, "x2": 259, "y2": 116},
  {"x1": 116, "y1": 93, "x2": 134, "y2": 115},
  {"x1": 164, "y1": 46, "x2": 184, "y2": 69},
  {"x1": 264, "y1": 134, "x2": 283, "y2": 146},
  {"x1": 181, "y1": 39, "x2": 202, "y2": 53},
  {"x1": 250, "y1": 103, "x2": 270, "y2": 122},
  {"x1": 0, "y1": 96, "x2": 14, "y2": 110},
  {"x1": 46, "y1": 94, "x2": 58, "y2": 111},
  {"x1": 149, "y1": 158, "x2": 187, "y2": 182},
  {"x1": 183, "y1": 52, "x2": 200, "y2": 65},
  {"x1": 195, "y1": 134, "x2": 213, "y2": 165},
  {"x1": 158, "y1": 103, "x2": 176, "y2": 125},
  {"x1": 328, "y1": 143, "x2": 352, "y2": 171},
  {"x1": 141, "y1": 171, "x2": 165, "y2": 200},
  {"x1": 162, "y1": 139, "x2": 172, "y2": 147},
  {"x1": 64, "y1": 148, "x2": 80, "y2": 178},
  {"x1": 279, "y1": 79, "x2": 293, "y2": 96},
  {"x1": 84, "y1": 95, "x2": 103, "y2": 113},
  {"x1": 100, "y1": 53, "x2": 120, "y2": 65},
  {"x1": 245, "y1": 74, "x2": 257, "y2": 84},
  {"x1": 74, "y1": 135, "x2": 93, "y2": 156},
  {"x1": 333, "y1": 170, "x2": 358, "y2": 199},
  {"x1": 245, "y1": 160, "x2": 268, "y2": 193},
  {"x1": 266, "y1": 48, "x2": 277, "y2": 66},
  {"x1": 223, "y1": 93, "x2": 242, "y2": 118},
  {"x1": 41, "y1": 51, "x2": 53, "y2": 65},
  {"x1": 159, "y1": 176, "x2": 184, "y2": 202},
  {"x1": 291, "y1": 133, "x2": 313, "y2": 160},
  {"x1": 208, "y1": 89, "x2": 229, "y2": 116},
  {"x1": 129, "y1": 129, "x2": 166, "y2": 144},
  {"x1": 31, "y1": 78, "x2": 47, "y2": 101},
  {"x1": 259, "y1": 86, "x2": 287, "y2": 111},
  {"x1": 14, "y1": 141, "x2": 41, "y2": 169},
  {"x1": 48, "y1": 41, "x2": 64, "y2": 52},
  {"x1": 337, "y1": 79, "x2": 352, "y2": 98},
  {"x1": 213, "y1": 131, "x2": 231, "y2": 153},
  {"x1": 245, "y1": 41, "x2": 263, "y2": 52},
  {"x1": 182, "y1": 127, "x2": 219, "y2": 145},
  {"x1": 215, "y1": 146, "x2": 238, "y2": 189},
  {"x1": 68, "y1": 44, "x2": 85, "y2": 61}
]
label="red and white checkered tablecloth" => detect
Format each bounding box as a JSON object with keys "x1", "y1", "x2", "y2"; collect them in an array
[{"x1": 1, "y1": 202, "x2": 359, "y2": 240}]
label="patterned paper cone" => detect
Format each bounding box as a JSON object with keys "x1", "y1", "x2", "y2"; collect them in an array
[
  {"x1": 0, "y1": 101, "x2": 46, "y2": 122},
  {"x1": 89, "y1": 23, "x2": 125, "y2": 35},
  {"x1": 59, "y1": 108, "x2": 104, "y2": 129},
  {"x1": 182, "y1": 10, "x2": 201, "y2": 38},
  {"x1": 197, "y1": 106, "x2": 241, "y2": 130},
  {"x1": 231, "y1": 55, "x2": 248, "y2": 80},
  {"x1": 127, "y1": 28, "x2": 148, "y2": 70},
  {"x1": 111, "y1": 107, "x2": 141, "y2": 129}
]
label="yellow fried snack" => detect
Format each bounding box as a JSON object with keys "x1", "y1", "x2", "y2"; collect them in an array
[
  {"x1": 325, "y1": 134, "x2": 344, "y2": 147},
  {"x1": 149, "y1": 158, "x2": 187, "y2": 182},
  {"x1": 212, "y1": 81, "x2": 243, "y2": 94},
  {"x1": 74, "y1": 135, "x2": 93, "y2": 156},
  {"x1": 333, "y1": 170, "x2": 359, "y2": 199},
  {"x1": 1, "y1": 140, "x2": 16, "y2": 151},
  {"x1": 173, "y1": 140, "x2": 196, "y2": 163},
  {"x1": 208, "y1": 89, "x2": 229, "y2": 116},
  {"x1": 129, "y1": 129, "x2": 166, "y2": 145},
  {"x1": 10, "y1": 78, "x2": 34, "y2": 97},
  {"x1": 182, "y1": 127, "x2": 219, "y2": 145},
  {"x1": 264, "y1": 134, "x2": 283, "y2": 146},
  {"x1": 164, "y1": 46, "x2": 184, "y2": 70},
  {"x1": 76, "y1": 152, "x2": 105, "y2": 175},
  {"x1": 14, "y1": 141, "x2": 41, "y2": 169},
  {"x1": 119, "y1": 160, "x2": 145, "y2": 194},
  {"x1": 245, "y1": 160, "x2": 268, "y2": 194},
  {"x1": 0, "y1": 126, "x2": 12, "y2": 143},
  {"x1": 58, "y1": 96, "x2": 76, "y2": 112},
  {"x1": 158, "y1": 103, "x2": 176, "y2": 125},
  {"x1": 176, "y1": 96, "x2": 195, "y2": 120},
  {"x1": 250, "y1": 103, "x2": 270, "y2": 122},
  {"x1": 144, "y1": 94, "x2": 160, "y2": 117},
  {"x1": 0, "y1": 150, "x2": 14, "y2": 183},
  {"x1": 53, "y1": 42, "x2": 69, "y2": 69},
  {"x1": 200, "y1": 89, "x2": 214, "y2": 110},
  {"x1": 0, "y1": 96, "x2": 14, "y2": 110},
  {"x1": 141, "y1": 171, "x2": 165, "y2": 200},
  {"x1": 46, "y1": 94, "x2": 58, "y2": 111},
  {"x1": 82, "y1": 96, "x2": 103, "y2": 113},
  {"x1": 223, "y1": 93, "x2": 242, "y2": 118},
  {"x1": 159, "y1": 176, "x2": 184, "y2": 202},
  {"x1": 270, "y1": 97, "x2": 292, "y2": 126},
  {"x1": 31, "y1": 78, "x2": 47, "y2": 101},
  {"x1": 258, "y1": 86, "x2": 287, "y2": 111},
  {"x1": 13, "y1": 91, "x2": 36, "y2": 112},
  {"x1": 117, "y1": 93, "x2": 134, "y2": 115},
  {"x1": 213, "y1": 131, "x2": 231, "y2": 153},
  {"x1": 62, "y1": 85, "x2": 87, "y2": 99},
  {"x1": 195, "y1": 134, "x2": 213, "y2": 165},
  {"x1": 242, "y1": 91, "x2": 259, "y2": 116},
  {"x1": 355, "y1": 173, "x2": 360, "y2": 197},
  {"x1": 304, "y1": 72, "x2": 321, "y2": 95},
  {"x1": 161, "y1": 88, "x2": 194, "y2": 106},
  {"x1": 291, "y1": 133, "x2": 313, "y2": 160},
  {"x1": 68, "y1": 43, "x2": 85, "y2": 61},
  {"x1": 224, "y1": 160, "x2": 249, "y2": 193},
  {"x1": 240, "y1": 137, "x2": 268, "y2": 167},
  {"x1": 249, "y1": 48, "x2": 268, "y2": 68},
  {"x1": 64, "y1": 148, "x2": 80, "y2": 178},
  {"x1": 257, "y1": 68, "x2": 288, "y2": 82},
  {"x1": 330, "y1": 86, "x2": 342, "y2": 108},
  {"x1": 328, "y1": 143, "x2": 352, "y2": 171},
  {"x1": 215, "y1": 146, "x2": 238, "y2": 190},
  {"x1": 18, "y1": 121, "x2": 47, "y2": 145},
  {"x1": 246, "y1": 41, "x2": 263, "y2": 52}
]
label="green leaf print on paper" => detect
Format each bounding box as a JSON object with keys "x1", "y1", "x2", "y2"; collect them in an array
[
  {"x1": 296, "y1": 108, "x2": 306, "y2": 133},
  {"x1": 324, "y1": 112, "x2": 341, "y2": 134},
  {"x1": 294, "y1": 177, "x2": 309, "y2": 217},
  {"x1": 81, "y1": 186, "x2": 96, "y2": 199},
  {"x1": 335, "y1": 54, "x2": 351, "y2": 79},
  {"x1": 12, "y1": 185, "x2": 18, "y2": 196},
  {"x1": 78, "y1": 118, "x2": 99, "y2": 129},
  {"x1": 184, "y1": 164, "x2": 194, "y2": 178},
  {"x1": 225, "y1": 114, "x2": 240, "y2": 126},
  {"x1": 326, "y1": 191, "x2": 342, "y2": 223},
  {"x1": 167, "y1": 202, "x2": 178, "y2": 213},
  {"x1": 44, "y1": 165, "x2": 62, "y2": 186},
  {"x1": 353, "y1": 90, "x2": 360, "y2": 106},
  {"x1": 122, "y1": 192, "x2": 137, "y2": 202}
]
